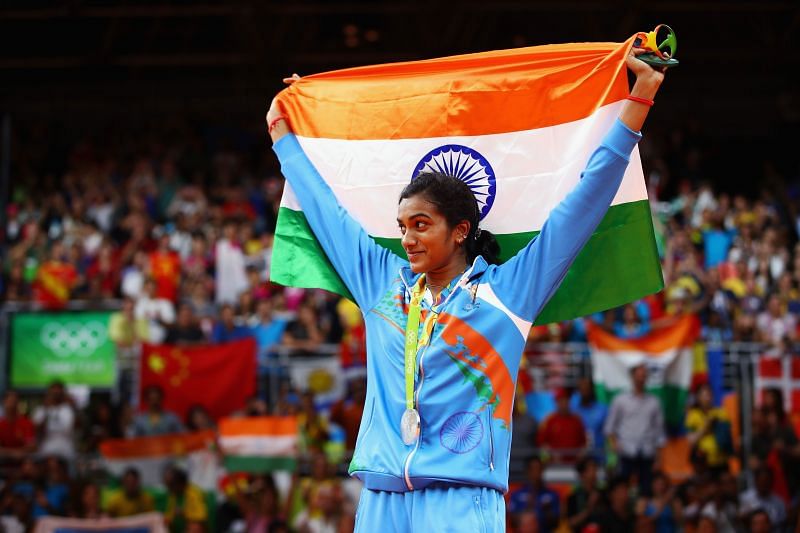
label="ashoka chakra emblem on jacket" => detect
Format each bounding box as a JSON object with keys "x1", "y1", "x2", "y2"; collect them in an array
[
  {"x1": 440, "y1": 411, "x2": 484, "y2": 454},
  {"x1": 412, "y1": 145, "x2": 496, "y2": 220}
]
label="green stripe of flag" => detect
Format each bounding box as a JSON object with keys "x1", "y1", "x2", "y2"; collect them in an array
[
  {"x1": 271, "y1": 199, "x2": 663, "y2": 325},
  {"x1": 223, "y1": 456, "x2": 298, "y2": 473}
]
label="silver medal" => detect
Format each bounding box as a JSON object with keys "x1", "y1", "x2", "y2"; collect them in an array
[{"x1": 400, "y1": 408, "x2": 421, "y2": 445}]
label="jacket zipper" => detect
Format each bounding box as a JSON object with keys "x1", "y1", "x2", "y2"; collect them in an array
[{"x1": 403, "y1": 341, "x2": 429, "y2": 490}]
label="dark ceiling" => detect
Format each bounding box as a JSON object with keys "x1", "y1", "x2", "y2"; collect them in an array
[{"x1": 1, "y1": 1, "x2": 798, "y2": 137}]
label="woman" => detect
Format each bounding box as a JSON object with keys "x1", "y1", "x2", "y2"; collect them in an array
[
  {"x1": 636, "y1": 471, "x2": 681, "y2": 533},
  {"x1": 686, "y1": 383, "x2": 731, "y2": 475},
  {"x1": 267, "y1": 45, "x2": 665, "y2": 531}
]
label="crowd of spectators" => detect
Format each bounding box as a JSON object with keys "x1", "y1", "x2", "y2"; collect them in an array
[{"x1": 2, "y1": 114, "x2": 800, "y2": 531}]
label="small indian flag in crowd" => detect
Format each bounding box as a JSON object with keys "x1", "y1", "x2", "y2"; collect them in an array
[
  {"x1": 219, "y1": 417, "x2": 299, "y2": 473},
  {"x1": 272, "y1": 37, "x2": 662, "y2": 324},
  {"x1": 99, "y1": 431, "x2": 218, "y2": 490},
  {"x1": 588, "y1": 315, "x2": 701, "y2": 428}
]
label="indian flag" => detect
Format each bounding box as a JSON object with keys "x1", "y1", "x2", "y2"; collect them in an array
[
  {"x1": 100, "y1": 431, "x2": 218, "y2": 490},
  {"x1": 271, "y1": 37, "x2": 662, "y2": 324},
  {"x1": 588, "y1": 315, "x2": 701, "y2": 428},
  {"x1": 219, "y1": 417, "x2": 298, "y2": 473}
]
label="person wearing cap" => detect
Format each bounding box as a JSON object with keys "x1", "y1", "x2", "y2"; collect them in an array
[{"x1": 537, "y1": 387, "x2": 587, "y2": 464}]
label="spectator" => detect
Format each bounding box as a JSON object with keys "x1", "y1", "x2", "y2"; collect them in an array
[
  {"x1": 329, "y1": 377, "x2": 366, "y2": 451},
  {"x1": 536, "y1": 387, "x2": 586, "y2": 463},
  {"x1": 747, "y1": 509, "x2": 773, "y2": 533},
  {"x1": 508, "y1": 456, "x2": 560, "y2": 533},
  {"x1": 108, "y1": 296, "x2": 149, "y2": 404},
  {"x1": 166, "y1": 303, "x2": 206, "y2": 345},
  {"x1": 251, "y1": 297, "x2": 287, "y2": 348},
  {"x1": 211, "y1": 304, "x2": 252, "y2": 344},
  {"x1": 32, "y1": 381, "x2": 78, "y2": 460},
  {"x1": 135, "y1": 278, "x2": 176, "y2": 344},
  {"x1": 186, "y1": 404, "x2": 216, "y2": 432},
  {"x1": 756, "y1": 293, "x2": 796, "y2": 347},
  {"x1": 293, "y1": 482, "x2": 349, "y2": 533},
  {"x1": 509, "y1": 385, "x2": 537, "y2": 469},
  {"x1": 297, "y1": 392, "x2": 329, "y2": 454},
  {"x1": 70, "y1": 482, "x2": 106, "y2": 519},
  {"x1": 636, "y1": 471, "x2": 681, "y2": 533},
  {"x1": 82, "y1": 398, "x2": 122, "y2": 453},
  {"x1": 105, "y1": 467, "x2": 155, "y2": 518},
  {"x1": 120, "y1": 250, "x2": 149, "y2": 300},
  {"x1": 613, "y1": 303, "x2": 651, "y2": 339},
  {"x1": 570, "y1": 377, "x2": 608, "y2": 460},
  {"x1": 32, "y1": 240, "x2": 79, "y2": 309},
  {"x1": 216, "y1": 219, "x2": 248, "y2": 305},
  {"x1": 163, "y1": 465, "x2": 208, "y2": 533},
  {"x1": 236, "y1": 474, "x2": 283, "y2": 532},
  {"x1": 0, "y1": 390, "x2": 36, "y2": 464},
  {"x1": 33, "y1": 457, "x2": 70, "y2": 518},
  {"x1": 566, "y1": 457, "x2": 605, "y2": 532},
  {"x1": 150, "y1": 232, "x2": 181, "y2": 302},
  {"x1": 604, "y1": 364, "x2": 666, "y2": 497},
  {"x1": 130, "y1": 385, "x2": 184, "y2": 436},
  {"x1": 686, "y1": 383, "x2": 732, "y2": 475},
  {"x1": 588, "y1": 476, "x2": 635, "y2": 533},
  {"x1": 699, "y1": 473, "x2": 741, "y2": 533},
  {"x1": 739, "y1": 466, "x2": 786, "y2": 529},
  {"x1": 283, "y1": 300, "x2": 323, "y2": 357}
]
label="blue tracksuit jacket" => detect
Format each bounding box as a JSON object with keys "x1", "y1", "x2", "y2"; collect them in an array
[{"x1": 273, "y1": 118, "x2": 641, "y2": 493}]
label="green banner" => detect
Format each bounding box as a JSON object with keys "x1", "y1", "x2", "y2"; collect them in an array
[{"x1": 11, "y1": 311, "x2": 116, "y2": 388}]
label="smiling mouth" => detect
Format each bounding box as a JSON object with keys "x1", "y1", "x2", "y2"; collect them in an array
[{"x1": 406, "y1": 251, "x2": 424, "y2": 259}]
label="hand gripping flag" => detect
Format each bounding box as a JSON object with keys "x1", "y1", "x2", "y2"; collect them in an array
[{"x1": 272, "y1": 37, "x2": 663, "y2": 324}]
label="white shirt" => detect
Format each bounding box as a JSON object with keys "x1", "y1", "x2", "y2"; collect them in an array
[
  {"x1": 32, "y1": 403, "x2": 76, "y2": 459},
  {"x1": 135, "y1": 296, "x2": 176, "y2": 344}
]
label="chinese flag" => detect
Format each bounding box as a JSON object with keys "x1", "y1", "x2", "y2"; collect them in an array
[{"x1": 140, "y1": 338, "x2": 257, "y2": 421}]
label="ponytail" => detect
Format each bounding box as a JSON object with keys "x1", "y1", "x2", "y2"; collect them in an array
[{"x1": 465, "y1": 228, "x2": 501, "y2": 266}]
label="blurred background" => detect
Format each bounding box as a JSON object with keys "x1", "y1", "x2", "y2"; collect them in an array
[{"x1": 1, "y1": 1, "x2": 799, "y2": 532}]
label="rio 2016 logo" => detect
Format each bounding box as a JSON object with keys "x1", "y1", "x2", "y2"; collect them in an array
[{"x1": 39, "y1": 321, "x2": 108, "y2": 357}]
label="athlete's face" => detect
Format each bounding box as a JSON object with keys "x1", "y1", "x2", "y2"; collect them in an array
[{"x1": 397, "y1": 195, "x2": 468, "y2": 274}]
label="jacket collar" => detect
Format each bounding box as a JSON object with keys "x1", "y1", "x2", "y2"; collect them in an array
[{"x1": 398, "y1": 255, "x2": 489, "y2": 294}]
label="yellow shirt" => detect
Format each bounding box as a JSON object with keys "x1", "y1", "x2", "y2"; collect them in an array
[
  {"x1": 164, "y1": 485, "x2": 208, "y2": 526},
  {"x1": 105, "y1": 489, "x2": 155, "y2": 518},
  {"x1": 685, "y1": 407, "x2": 729, "y2": 466}
]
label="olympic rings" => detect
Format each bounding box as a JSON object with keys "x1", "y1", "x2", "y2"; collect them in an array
[{"x1": 39, "y1": 321, "x2": 108, "y2": 357}]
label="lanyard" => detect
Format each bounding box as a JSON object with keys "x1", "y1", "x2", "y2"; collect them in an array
[
  {"x1": 403, "y1": 274, "x2": 455, "y2": 410},
  {"x1": 403, "y1": 277, "x2": 426, "y2": 411}
]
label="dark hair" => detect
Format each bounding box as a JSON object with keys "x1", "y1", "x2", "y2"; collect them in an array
[
  {"x1": 122, "y1": 467, "x2": 141, "y2": 480},
  {"x1": 399, "y1": 172, "x2": 500, "y2": 265}
]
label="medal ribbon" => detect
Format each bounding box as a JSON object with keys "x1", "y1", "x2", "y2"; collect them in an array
[{"x1": 403, "y1": 276, "x2": 425, "y2": 411}]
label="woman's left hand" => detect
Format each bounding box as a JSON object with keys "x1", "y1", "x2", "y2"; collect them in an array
[{"x1": 626, "y1": 45, "x2": 665, "y2": 88}]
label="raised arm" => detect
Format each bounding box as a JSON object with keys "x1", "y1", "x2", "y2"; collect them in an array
[
  {"x1": 487, "y1": 45, "x2": 665, "y2": 322},
  {"x1": 267, "y1": 93, "x2": 406, "y2": 310}
]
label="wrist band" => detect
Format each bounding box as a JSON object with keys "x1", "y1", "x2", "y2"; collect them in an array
[
  {"x1": 268, "y1": 116, "x2": 286, "y2": 133},
  {"x1": 626, "y1": 95, "x2": 654, "y2": 107}
]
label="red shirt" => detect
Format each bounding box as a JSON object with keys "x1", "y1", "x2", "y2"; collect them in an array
[
  {"x1": 149, "y1": 250, "x2": 181, "y2": 302},
  {"x1": 33, "y1": 261, "x2": 78, "y2": 308},
  {"x1": 537, "y1": 411, "x2": 586, "y2": 453},
  {"x1": 0, "y1": 415, "x2": 35, "y2": 449}
]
